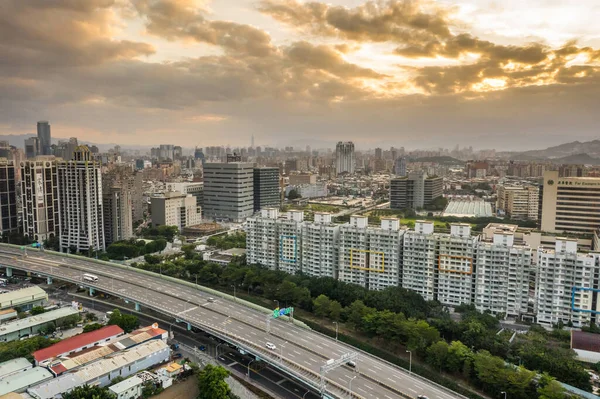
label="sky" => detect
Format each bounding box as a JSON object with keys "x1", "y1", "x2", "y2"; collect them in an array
[{"x1": 0, "y1": 0, "x2": 599, "y2": 150}]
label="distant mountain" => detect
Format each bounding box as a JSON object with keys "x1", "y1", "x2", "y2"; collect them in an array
[
  {"x1": 517, "y1": 140, "x2": 600, "y2": 159},
  {"x1": 552, "y1": 153, "x2": 600, "y2": 165},
  {"x1": 412, "y1": 156, "x2": 464, "y2": 165}
]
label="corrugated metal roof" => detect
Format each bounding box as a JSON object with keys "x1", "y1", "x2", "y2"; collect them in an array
[
  {"x1": 0, "y1": 308, "x2": 79, "y2": 336},
  {"x1": 0, "y1": 287, "x2": 47, "y2": 310},
  {"x1": 0, "y1": 367, "x2": 52, "y2": 396},
  {"x1": 0, "y1": 358, "x2": 32, "y2": 379},
  {"x1": 443, "y1": 200, "x2": 493, "y2": 218},
  {"x1": 109, "y1": 375, "x2": 143, "y2": 394}
]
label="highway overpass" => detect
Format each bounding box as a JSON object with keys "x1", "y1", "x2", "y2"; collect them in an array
[{"x1": 0, "y1": 244, "x2": 466, "y2": 399}]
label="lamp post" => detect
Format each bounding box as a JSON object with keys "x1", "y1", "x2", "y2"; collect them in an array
[
  {"x1": 348, "y1": 375, "x2": 357, "y2": 398},
  {"x1": 224, "y1": 316, "x2": 231, "y2": 336},
  {"x1": 280, "y1": 341, "x2": 288, "y2": 363},
  {"x1": 302, "y1": 390, "x2": 310, "y2": 399},
  {"x1": 231, "y1": 285, "x2": 237, "y2": 302},
  {"x1": 406, "y1": 350, "x2": 412, "y2": 375},
  {"x1": 247, "y1": 359, "x2": 255, "y2": 378},
  {"x1": 274, "y1": 299, "x2": 279, "y2": 309},
  {"x1": 334, "y1": 321, "x2": 339, "y2": 341},
  {"x1": 215, "y1": 342, "x2": 224, "y2": 359},
  {"x1": 500, "y1": 392, "x2": 507, "y2": 399}
]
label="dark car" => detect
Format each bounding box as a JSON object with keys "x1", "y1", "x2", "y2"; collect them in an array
[
  {"x1": 198, "y1": 345, "x2": 206, "y2": 351},
  {"x1": 172, "y1": 353, "x2": 183, "y2": 359}
]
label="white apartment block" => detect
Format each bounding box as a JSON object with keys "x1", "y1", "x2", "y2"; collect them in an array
[
  {"x1": 58, "y1": 146, "x2": 105, "y2": 253},
  {"x1": 338, "y1": 216, "x2": 370, "y2": 288},
  {"x1": 436, "y1": 224, "x2": 478, "y2": 307},
  {"x1": 536, "y1": 239, "x2": 600, "y2": 327},
  {"x1": 20, "y1": 158, "x2": 60, "y2": 243},
  {"x1": 278, "y1": 211, "x2": 304, "y2": 275},
  {"x1": 475, "y1": 232, "x2": 532, "y2": 318},
  {"x1": 402, "y1": 221, "x2": 437, "y2": 301},
  {"x1": 365, "y1": 218, "x2": 405, "y2": 290},
  {"x1": 496, "y1": 185, "x2": 539, "y2": 220},
  {"x1": 246, "y1": 208, "x2": 279, "y2": 270},
  {"x1": 150, "y1": 191, "x2": 201, "y2": 231},
  {"x1": 301, "y1": 212, "x2": 339, "y2": 278}
]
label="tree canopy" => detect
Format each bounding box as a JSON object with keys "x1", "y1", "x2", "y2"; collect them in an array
[
  {"x1": 62, "y1": 385, "x2": 114, "y2": 399},
  {"x1": 197, "y1": 364, "x2": 231, "y2": 399},
  {"x1": 107, "y1": 309, "x2": 139, "y2": 333}
]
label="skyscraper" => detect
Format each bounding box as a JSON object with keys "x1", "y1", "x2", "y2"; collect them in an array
[
  {"x1": 20, "y1": 158, "x2": 60, "y2": 243},
  {"x1": 335, "y1": 142, "x2": 355, "y2": 175},
  {"x1": 390, "y1": 171, "x2": 442, "y2": 209},
  {"x1": 203, "y1": 162, "x2": 254, "y2": 222},
  {"x1": 25, "y1": 137, "x2": 40, "y2": 159},
  {"x1": 393, "y1": 156, "x2": 407, "y2": 176},
  {"x1": 103, "y1": 183, "x2": 133, "y2": 245},
  {"x1": 253, "y1": 167, "x2": 280, "y2": 212},
  {"x1": 58, "y1": 146, "x2": 105, "y2": 253},
  {"x1": 0, "y1": 159, "x2": 19, "y2": 237},
  {"x1": 37, "y1": 121, "x2": 52, "y2": 156}
]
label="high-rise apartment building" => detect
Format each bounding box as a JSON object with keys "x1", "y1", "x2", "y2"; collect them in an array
[
  {"x1": 496, "y1": 185, "x2": 539, "y2": 220},
  {"x1": 158, "y1": 145, "x2": 174, "y2": 161},
  {"x1": 393, "y1": 157, "x2": 407, "y2": 177},
  {"x1": 335, "y1": 142, "x2": 355, "y2": 175},
  {"x1": 203, "y1": 162, "x2": 254, "y2": 222},
  {"x1": 54, "y1": 138, "x2": 78, "y2": 161},
  {"x1": 402, "y1": 221, "x2": 437, "y2": 301},
  {"x1": 540, "y1": 171, "x2": 600, "y2": 234},
  {"x1": 253, "y1": 167, "x2": 280, "y2": 212},
  {"x1": 103, "y1": 183, "x2": 133, "y2": 245},
  {"x1": 20, "y1": 158, "x2": 60, "y2": 243},
  {"x1": 390, "y1": 171, "x2": 443, "y2": 209},
  {"x1": 0, "y1": 159, "x2": 19, "y2": 237},
  {"x1": 246, "y1": 208, "x2": 279, "y2": 270},
  {"x1": 475, "y1": 230, "x2": 532, "y2": 318},
  {"x1": 57, "y1": 146, "x2": 105, "y2": 253},
  {"x1": 535, "y1": 239, "x2": 600, "y2": 327},
  {"x1": 37, "y1": 121, "x2": 52, "y2": 156},
  {"x1": 301, "y1": 212, "x2": 339, "y2": 278},
  {"x1": 25, "y1": 137, "x2": 40, "y2": 159},
  {"x1": 166, "y1": 182, "x2": 203, "y2": 215},
  {"x1": 277, "y1": 211, "x2": 304, "y2": 275}
]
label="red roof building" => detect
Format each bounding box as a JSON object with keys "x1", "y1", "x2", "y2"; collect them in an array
[
  {"x1": 33, "y1": 325, "x2": 124, "y2": 365},
  {"x1": 571, "y1": 330, "x2": 600, "y2": 363}
]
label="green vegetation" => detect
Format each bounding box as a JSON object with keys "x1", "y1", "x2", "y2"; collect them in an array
[
  {"x1": 30, "y1": 306, "x2": 46, "y2": 315},
  {"x1": 56, "y1": 314, "x2": 81, "y2": 329},
  {"x1": 206, "y1": 232, "x2": 246, "y2": 250},
  {"x1": 139, "y1": 225, "x2": 179, "y2": 241},
  {"x1": 105, "y1": 238, "x2": 167, "y2": 260},
  {"x1": 142, "y1": 381, "x2": 164, "y2": 398},
  {"x1": 287, "y1": 189, "x2": 302, "y2": 200},
  {"x1": 107, "y1": 309, "x2": 139, "y2": 333},
  {"x1": 0, "y1": 336, "x2": 58, "y2": 362},
  {"x1": 62, "y1": 385, "x2": 114, "y2": 399},
  {"x1": 424, "y1": 196, "x2": 448, "y2": 211},
  {"x1": 83, "y1": 323, "x2": 104, "y2": 333},
  {"x1": 197, "y1": 364, "x2": 231, "y2": 399}
]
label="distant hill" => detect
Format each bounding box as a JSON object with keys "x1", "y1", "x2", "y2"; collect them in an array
[
  {"x1": 552, "y1": 153, "x2": 600, "y2": 165},
  {"x1": 412, "y1": 156, "x2": 464, "y2": 165},
  {"x1": 517, "y1": 140, "x2": 600, "y2": 159}
]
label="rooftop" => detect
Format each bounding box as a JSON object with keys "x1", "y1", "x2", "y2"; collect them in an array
[
  {"x1": 0, "y1": 308, "x2": 79, "y2": 337},
  {"x1": 34, "y1": 325, "x2": 124, "y2": 363},
  {"x1": 0, "y1": 287, "x2": 47, "y2": 310},
  {"x1": 571, "y1": 330, "x2": 600, "y2": 353},
  {"x1": 109, "y1": 375, "x2": 143, "y2": 394},
  {"x1": 443, "y1": 199, "x2": 493, "y2": 218},
  {"x1": 0, "y1": 367, "x2": 53, "y2": 396},
  {"x1": 0, "y1": 358, "x2": 32, "y2": 380}
]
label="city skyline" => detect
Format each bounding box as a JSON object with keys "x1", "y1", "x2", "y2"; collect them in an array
[{"x1": 0, "y1": 0, "x2": 598, "y2": 149}]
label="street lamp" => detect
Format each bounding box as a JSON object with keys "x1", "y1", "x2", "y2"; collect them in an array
[
  {"x1": 348, "y1": 375, "x2": 357, "y2": 398},
  {"x1": 302, "y1": 390, "x2": 310, "y2": 399},
  {"x1": 406, "y1": 350, "x2": 412, "y2": 375},
  {"x1": 231, "y1": 285, "x2": 237, "y2": 302},
  {"x1": 224, "y1": 316, "x2": 231, "y2": 336},
  {"x1": 333, "y1": 321, "x2": 339, "y2": 341},
  {"x1": 247, "y1": 359, "x2": 255, "y2": 378},
  {"x1": 274, "y1": 299, "x2": 279, "y2": 309},
  {"x1": 500, "y1": 392, "x2": 507, "y2": 399},
  {"x1": 195, "y1": 274, "x2": 198, "y2": 289},
  {"x1": 215, "y1": 342, "x2": 225, "y2": 360},
  {"x1": 280, "y1": 341, "x2": 288, "y2": 362}
]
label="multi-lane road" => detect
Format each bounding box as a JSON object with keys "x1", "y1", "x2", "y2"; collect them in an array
[{"x1": 0, "y1": 245, "x2": 465, "y2": 399}]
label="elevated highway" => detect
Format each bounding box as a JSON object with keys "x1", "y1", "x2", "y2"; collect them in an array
[{"x1": 0, "y1": 244, "x2": 466, "y2": 399}]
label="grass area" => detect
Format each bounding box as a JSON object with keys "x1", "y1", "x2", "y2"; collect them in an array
[{"x1": 400, "y1": 218, "x2": 448, "y2": 228}]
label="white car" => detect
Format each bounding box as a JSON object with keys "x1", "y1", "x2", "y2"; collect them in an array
[{"x1": 265, "y1": 342, "x2": 277, "y2": 350}]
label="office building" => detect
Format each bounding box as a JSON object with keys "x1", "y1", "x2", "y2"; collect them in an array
[
  {"x1": 0, "y1": 159, "x2": 19, "y2": 237},
  {"x1": 496, "y1": 185, "x2": 539, "y2": 220},
  {"x1": 57, "y1": 145, "x2": 105, "y2": 253},
  {"x1": 540, "y1": 171, "x2": 600, "y2": 234},
  {"x1": 390, "y1": 171, "x2": 442, "y2": 209},
  {"x1": 394, "y1": 157, "x2": 407, "y2": 177},
  {"x1": 475, "y1": 230, "x2": 532, "y2": 318},
  {"x1": 158, "y1": 144, "x2": 174, "y2": 161},
  {"x1": 277, "y1": 210, "x2": 304, "y2": 275},
  {"x1": 246, "y1": 208, "x2": 279, "y2": 270},
  {"x1": 203, "y1": 162, "x2": 254, "y2": 222},
  {"x1": 301, "y1": 212, "x2": 339, "y2": 278},
  {"x1": 37, "y1": 121, "x2": 51, "y2": 156},
  {"x1": 150, "y1": 191, "x2": 201, "y2": 231},
  {"x1": 335, "y1": 141, "x2": 355, "y2": 175},
  {"x1": 535, "y1": 239, "x2": 600, "y2": 327},
  {"x1": 254, "y1": 167, "x2": 280, "y2": 212},
  {"x1": 54, "y1": 137, "x2": 78, "y2": 161},
  {"x1": 20, "y1": 158, "x2": 60, "y2": 242},
  {"x1": 25, "y1": 137, "x2": 40, "y2": 159},
  {"x1": 166, "y1": 182, "x2": 203, "y2": 213}
]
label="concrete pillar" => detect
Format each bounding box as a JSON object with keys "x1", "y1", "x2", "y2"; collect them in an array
[
  {"x1": 135, "y1": 303, "x2": 140, "y2": 312},
  {"x1": 187, "y1": 322, "x2": 191, "y2": 331},
  {"x1": 47, "y1": 277, "x2": 52, "y2": 285},
  {"x1": 89, "y1": 287, "x2": 94, "y2": 296},
  {"x1": 5, "y1": 267, "x2": 12, "y2": 277}
]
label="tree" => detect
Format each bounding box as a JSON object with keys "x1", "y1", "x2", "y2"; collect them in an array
[
  {"x1": 30, "y1": 306, "x2": 46, "y2": 315},
  {"x1": 427, "y1": 341, "x2": 449, "y2": 371},
  {"x1": 313, "y1": 295, "x2": 331, "y2": 318},
  {"x1": 287, "y1": 189, "x2": 301, "y2": 200},
  {"x1": 537, "y1": 374, "x2": 568, "y2": 399},
  {"x1": 62, "y1": 385, "x2": 114, "y2": 399},
  {"x1": 107, "y1": 309, "x2": 139, "y2": 333},
  {"x1": 328, "y1": 300, "x2": 342, "y2": 321},
  {"x1": 83, "y1": 323, "x2": 104, "y2": 333},
  {"x1": 197, "y1": 364, "x2": 231, "y2": 399}
]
